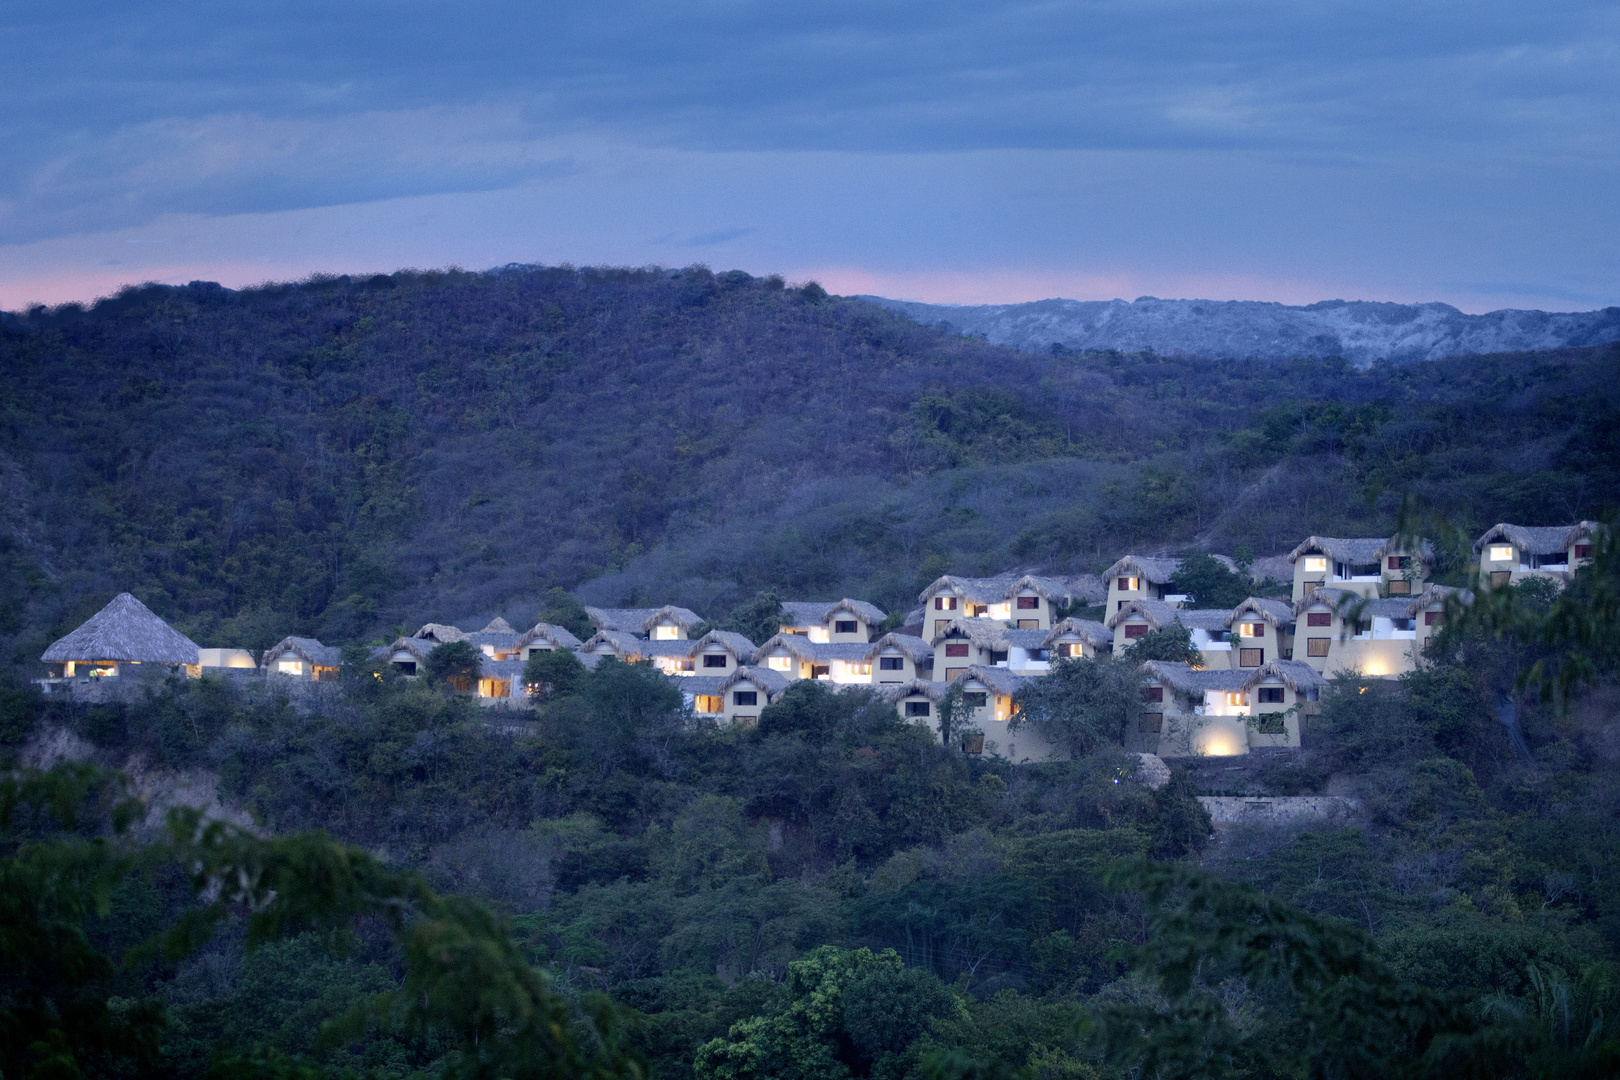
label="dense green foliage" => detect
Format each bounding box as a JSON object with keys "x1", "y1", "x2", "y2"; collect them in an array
[
  {"x1": 4, "y1": 564, "x2": 1619, "y2": 1079},
  {"x1": 2, "y1": 267, "x2": 1617, "y2": 671}
]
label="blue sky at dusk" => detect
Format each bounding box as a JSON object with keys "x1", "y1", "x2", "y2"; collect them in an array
[{"x1": 3, "y1": 1, "x2": 1616, "y2": 311}]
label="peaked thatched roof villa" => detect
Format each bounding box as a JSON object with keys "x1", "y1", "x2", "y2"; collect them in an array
[{"x1": 41, "y1": 592, "x2": 200, "y2": 677}]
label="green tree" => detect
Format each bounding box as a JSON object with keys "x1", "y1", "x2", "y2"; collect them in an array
[
  {"x1": 524, "y1": 647, "x2": 586, "y2": 698},
  {"x1": 1168, "y1": 553, "x2": 1251, "y2": 609},
  {"x1": 694, "y1": 945, "x2": 962, "y2": 1080},
  {"x1": 1010, "y1": 656, "x2": 1141, "y2": 757},
  {"x1": 724, "y1": 591, "x2": 787, "y2": 648},
  {"x1": 425, "y1": 640, "x2": 483, "y2": 690},
  {"x1": 538, "y1": 587, "x2": 596, "y2": 643},
  {"x1": 1122, "y1": 622, "x2": 1203, "y2": 664}
]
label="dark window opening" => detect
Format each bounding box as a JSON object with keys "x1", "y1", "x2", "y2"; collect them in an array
[
  {"x1": 1124, "y1": 624, "x2": 1148, "y2": 639},
  {"x1": 1017, "y1": 596, "x2": 1039, "y2": 610},
  {"x1": 733, "y1": 690, "x2": 757, "y2": 706},
  {"x1": 905, "y1": 701, "x2": 930, "y2": 717},
  {"x1": 1257, "y1": 686, "x2": 1285, "y2": 703},
  {"x1": 1140, "y1": 712, "x2": 1163, "y2": 733},
  {"x1": 880, "y1": 656, "x2": 905, "y2": 670},
  {"x1": 1144, "y1": 686, "x2": 1163, "y2": 702},
  {"x1": 703, "y1": 653, "x2": 727, "y2": 668},
  {"x1": 964, "y1": 691, "x2": 988, "y2": 708},
  {"x1": 990, "y1": 650, "x2": 1008, "y2": 663},
  {"x1": 1307, "y1": 612, "x2": 1331, "y2": 627},
  {"x1": 834, "y1": 620, "x2": 858, "y2": 633}
]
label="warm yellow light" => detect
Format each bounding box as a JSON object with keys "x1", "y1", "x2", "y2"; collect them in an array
[
  {"x1": 1488, "y1": 545, "x2": 1514, "y2": 562},
  {"x1": 766, "y1": 655, "x2": 791, "y2": 672},
  {"x1": 1303, "y1": 557, "x2": 1328, "y2": 573},
  {"x1": 653, "y1": 625, "x2": 679, "y2": 640},
  {"x1": 1204, "y1": 734, "x2": 1242, "y2": 756}
]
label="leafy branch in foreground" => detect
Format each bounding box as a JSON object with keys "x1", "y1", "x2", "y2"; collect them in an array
[{"x1": 1095, "y1": 860, "x2": 1620, "y2": 1080}]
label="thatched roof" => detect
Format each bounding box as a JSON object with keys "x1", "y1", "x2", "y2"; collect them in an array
[
  {"x1": 581, "y1": 630, "x2": 646, "y2": 657},
  {"x1": 675, "y1": 674, "x2": 728, "y2": 696},
  {"x1": 1043, "y1": 618, "x2": 1112, "y2": 649},
  {"x1": 718, "y1": 666, "x2": 791, "y2": 696},
  {"x1": 959, "y1": 665, "x2": 1036, "y2": 696},
  {"x1": 515, "y1": 622, "x2": 583, "y2": 650},
  {"x1": 585, "y1": 607, "x2": 661, "y2": 633},
  {"x1": 929, "y1": 617, "x2": 1011, "y2": 649},
  {"x1": 1472, "y1": 521, "x2": 1603, "y2": 555},
  {"x1": 1108, "y1": 600, "x2": 1243, "y2": 633},
  {"x1": 1288, "y1": 535, "x2": 1431, "y2": 566},
  {"x1": 413, "y1": 623, "x2": 468, "y2": 643},
  {"x1": 1141, "y1": 660, "x2": 1250, "y2": 696},
  {"x1": 918, "y1": 573, "x2": 1012, "y2": 605},
  {"x1": 1002, "y1": 574, "x2": 1073, "y2": 603},
  {"x1": 642, "y1": 605, "x2": 704, "y2": 634},
  {"x1": 1101, "y1": 554, "x2": 1243, "y2": 586},
  {"x1": 878, "y1": 678, "x2": 948, "y2": 704},
  {"x1": 1227, "y1": 597, "x2": 1294, "y2": 628},
  {"x1": 780, "y1": 598, "x2": 887, "y2": 628},
  {"x1": 1003, "y1": 628, "x2": 1050, "y2": 650},
  {"x1": 263, "y1": 636, "x2": 342, "y2": 668},
  {"x1": 752, "y1": 634, "x2": 872, "y2": 664},
  {"x1": 371, "y1": 637, "x2": 438, "y2": 663},
  {"x1": 693, "y1": 630, "x2": 758, "y2": 659},
  {"x1": 42, "y1": 593, "x2": 200, "y2": 665},
  {"x1": 864, "y1": 632, "x2": 933, "y2": 665},
  {"x1": 1292, "y1": 587, "x2": 1354, "y2": 617},
  {"x1": 1404, "y1": 584, "x2": 1473, "y2": 614},
  {"x1": 1241, "y1": 659, "x2": 1327, "y2": 695}
]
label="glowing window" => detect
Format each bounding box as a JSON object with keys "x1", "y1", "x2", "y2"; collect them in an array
[
  {"x1": 277, "y1": 659, "x2": 303, "y2": 673},
  {"x1": 1225, "y1": 692, "x2": 1249, "y2": 707},
  {"x1": 1119, "y1": 576, "x2": 1140, "y2": 591},
  {"x1": 1302, "y1": 556, "x2": 1328, "y2": 574},
  {"x1": 1241, "y1": 622, "x2": 1265, "y2": 637},
  {"x1": 1488, "y1": 544, "x2": 1514, "y2": 562},
  {"x1": 766, "y1": 655, "x2": 792, "y2": 671}
]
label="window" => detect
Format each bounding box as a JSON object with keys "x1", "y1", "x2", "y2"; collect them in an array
[
  {"x1": 835, "y1": 619, "x2": 858, "y2": 634},
  {"x1": 695, "y1": 695, "x2": 723, "y2": 714},
  {"x1": 766, "y1": 655, "x2": 792, "y2": 671},
  {"x1": 964, "y1": 692, "x2": 987, "y2": 708},
  {"x1": 653, "y1": 625, "x2": 679, "y2": 640},
  {"x1": 1057, "y1": 643, "x2": 1075, "y2": 657},
  {"x1": 905, "y1": 700, "x2": 931, "y2": 717},
  {"x1": 880, "y1": 656, "x2": 905, "y2": 671},
  {"x1": 276, "y1": 659, "x2": 303, "y2": 674},
  {"x1": 962, "y1": 734, "x2": 985, "y2": 755},
  {"x1": 1124, "y1": 624, "x2": 1148, "y2": 639},
  {"x1": 1029, "y1": 648, "x2": 1049, "y2": 661},
  {"x1": 703, "y1": 653, "x2": 727, "y2": 668},
  {"x1": 1540, "y1": 551, "x2": 1567, "y2": 566},
  {"x1": 1239, "y1": 648, "x2": 1264, "y2": 667},
  {"x1": 1302, "y1": 556, "x2": 1328, "y2": 574},
  {"x1": 1307, "y1": 612, "x2": 1331, "y2": 627},
  {"x1": 1388, "y1": 555, "x2": 1409, "y2": 570},
  {"x1": 1143, "y1": 686, "x2": 1163, "y2": 702},
  {"x1": 1240, "y1": 622, "x2": 1265, "y2": 638},
  {"x1": 964, "y1": 604, "x2": 985, "y2": 617},
  {"x1": 1139, "y1": 712, "x2": 1163, "y2": 733},
  {"x1": 990, "y1": 650, "x2": 1008, "y2": 663},
  {"x1": 1257, "y1": 686, "x2": 1285, "y2": 704},
  {"x1": 1387, "y1": 579, "x2": 1411, "y2": 595},
  {"x1": 1488, "y1": 544, "x2": 1514, "y2": 562},
  {"x1": 1256, "y1": 714, "x2": 1287, "y2": 735},
  {"x1": 1119, "y1": 576, "x2": 1140, "y2": 591},
  {"x1": 733, "y1": 690, "x2": 758, "y2": 706},
  {"x1": 1576, "y1": 544, "x2": 1592, "y2": 559},
  {"x1": 945, "y1": 642, "x2": 970, "y2": 657},
  {"x1": 1489, "y1": 571, "x2": 1511, "y2": 588},
  {"x1": 934, "y1": 596, "x2": 957, "y2": 610},
  {"x1": 1425, "y1": 611, "x2": 1441, "y2": 626},
  {"x1": 944, "y1": 667, "x2": 966, "y2": 681},
  {"x1": 676, "y1": 660, "x2": 695, "y2": 672},
  {"x1": 1392, "y1": 618, "x2": 1414, "y2": 631},
  {"x1": 811, "y1": 664, "x2": 830, "y2": 679},
  {"x1": 1225, "y1": 692, "x2": 1249, "y2": 707},
  {"x1": 1017, "y1": 596, "x2": 1039, "y2": 610},
  {"x1": 1306, "y1": 637, "x2": 1331, "y2": 657}
]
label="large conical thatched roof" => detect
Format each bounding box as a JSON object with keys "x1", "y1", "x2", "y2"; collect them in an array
[{"x1": 41, "y1": 593, "x2": 200, "y2": 664}]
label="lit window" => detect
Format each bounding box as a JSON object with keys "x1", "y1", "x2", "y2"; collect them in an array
[
  {"x1": 766, "y1": 655, "x2": 792, "y2": 671},
  {"x1": 1119, "y1": 576, "x2": 1140, "y2": 591},
  {"x1": 1225, "y1": 692, "x2": 1249, "y2": 707},
  {"x1": 1302, "y1": 556, "x2": 1328, "y2": 574},
  {"x1": 1241, "y1": 622, "x2": 1265, "y2": 637},
  {"x1": 695, "y1": 695, "x2": 723, "y2": 713},
  {"x1": 1488, "y1": 544, "x2": 1514, "y2": 562},
  {"x1": 277, "y1": 659, "x2": 303, "y2": 674},
  {"x1": 653, "y1": 625, "x2": 679, "y2": 640}
]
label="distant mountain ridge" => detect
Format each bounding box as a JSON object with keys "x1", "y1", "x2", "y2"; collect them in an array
[{"x1": 856, "y1": 295, "x2": 1620, "y2": 365}]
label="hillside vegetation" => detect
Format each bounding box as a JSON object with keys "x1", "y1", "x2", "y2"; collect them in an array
[{"x1": 2, "y1": 265, "x2": 1617, "y2": 665}]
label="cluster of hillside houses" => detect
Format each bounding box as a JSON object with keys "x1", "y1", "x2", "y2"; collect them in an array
[{"x1": 39, "y1": 521, "x2": 1604, "y2": 763}]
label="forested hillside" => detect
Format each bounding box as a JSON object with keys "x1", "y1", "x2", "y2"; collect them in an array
[{"x1": 2, "y1": 265, "x2": 1617, "y2": 666}]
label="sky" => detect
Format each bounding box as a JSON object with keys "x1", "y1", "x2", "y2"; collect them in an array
[{"x1": 3, "y1": 1, "x2": 1617, "y2": 313}]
